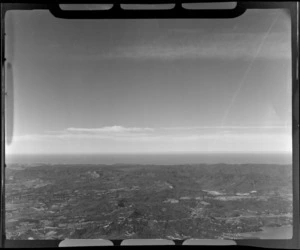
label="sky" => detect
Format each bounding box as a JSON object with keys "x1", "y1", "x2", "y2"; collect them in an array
[{"x1": 5, "y1": 8, "x2": 292, "y2": 154}]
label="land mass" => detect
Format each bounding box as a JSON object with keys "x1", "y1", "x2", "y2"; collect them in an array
[{"x1": 5, "y1": 163, "x2": 293, "y2": 240}]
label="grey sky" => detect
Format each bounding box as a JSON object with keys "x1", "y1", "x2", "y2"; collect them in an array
[{"x1": 5, "y1": 8, "x2": 292, "y2": 154}]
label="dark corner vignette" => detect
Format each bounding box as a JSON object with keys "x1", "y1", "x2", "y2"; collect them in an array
[{"x1": 0, "y1": 1, "x2": 299, "y2": 249}]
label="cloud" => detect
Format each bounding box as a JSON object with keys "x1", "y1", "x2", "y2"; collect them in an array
[
  {"x1": 90, "y1": 30, "x2": 290, "y2": 61},
  {"x1": 66, "y1": 126, "x2": 154, "y2": 133},
  {"x1": 161, "y1": 125, "x2": 290, "y2": 130},
  {"x1": 7, "y1": 129, "x2": 292, "y2": 155},
  {"x1": 11, "y1": 125, "x2": 291, "y2": 144},
  {"x1": 24, "y1": 8, "x2": 290, "y2": 63},
  {"x1": 41, "y1": 23, "x2": 290, "y2": 62},
  {"x1": 62, "y1": 125, "x2": 292, "y2": 138}
]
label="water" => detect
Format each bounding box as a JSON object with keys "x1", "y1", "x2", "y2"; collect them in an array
[
  {"x1": 6, "y1": 152, "x2": 292, "y2": 165},
  {"x1": 239, "y1": 225, "x2": 293, "y2": 239}
]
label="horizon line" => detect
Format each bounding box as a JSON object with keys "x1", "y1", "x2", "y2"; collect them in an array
[{"x1": 6, "y1": 151, "x2": 293, "y2": 156}]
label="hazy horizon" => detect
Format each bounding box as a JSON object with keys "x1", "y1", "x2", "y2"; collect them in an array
[
  {"x1": 6, "y1": 152, "x2": 292, "y2": 165},
  {"x1": 6, "y1": 151, "x2": 293, "y2": 155}
]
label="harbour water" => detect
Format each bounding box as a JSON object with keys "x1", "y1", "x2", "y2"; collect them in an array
[{"x1": 238, "y1": 225, "x2": 293, "y2": 239}]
